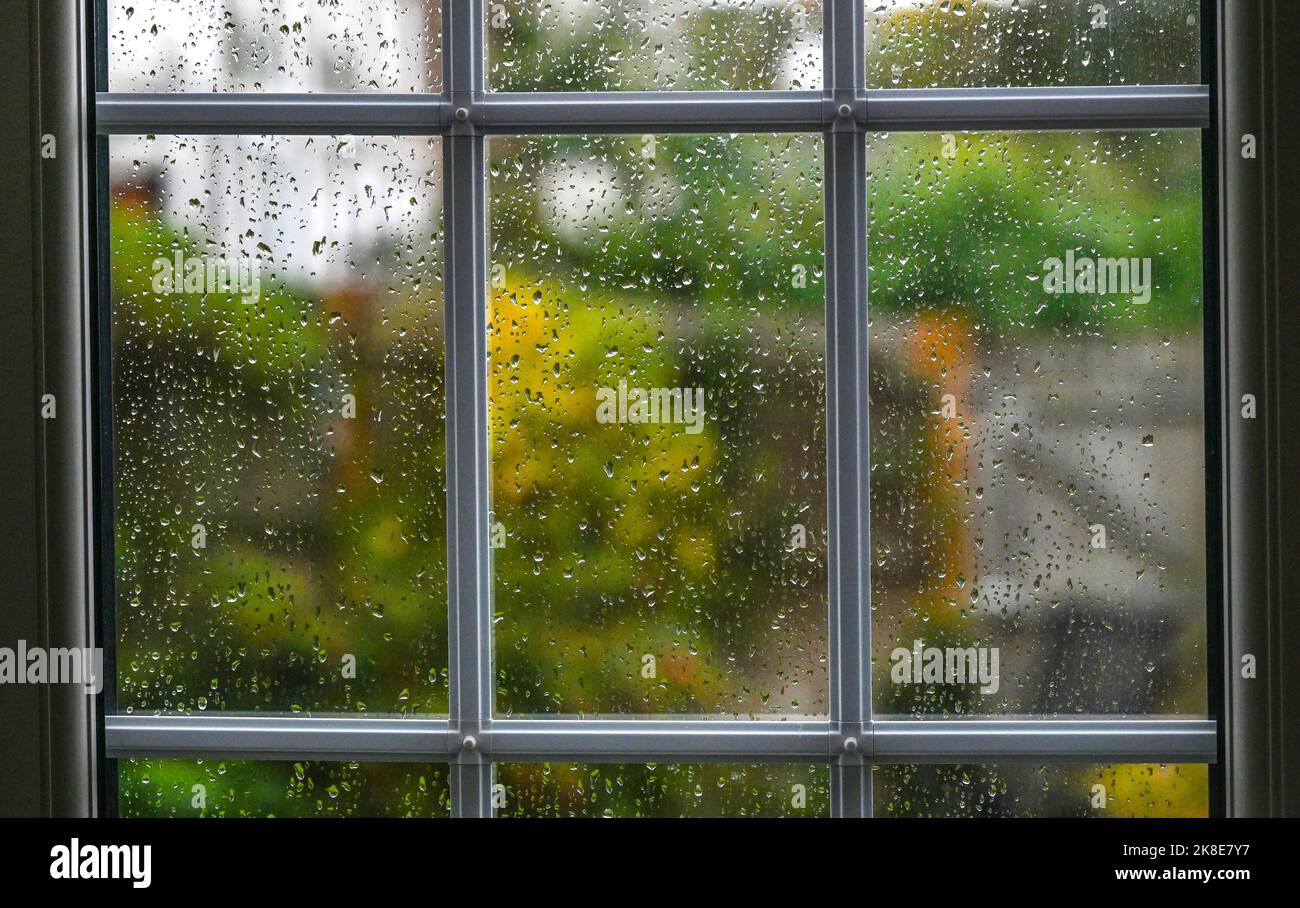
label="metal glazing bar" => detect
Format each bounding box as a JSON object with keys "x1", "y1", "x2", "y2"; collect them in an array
[
  {"x1": 486, "y1": 720, "x2": 832, "y2": 763},
  {"x1": 825, "y1": 0, "x2": 870, "y2": 821},
  {"x1": 95, "y1": 93, "x2": 450, "y2": 134},
  {"x1": 443, "y1": 0, "x2": 492, "y2": 820},
  {"x1": 826, "y1": 0, "x2": 864, "y2": 104},
  {"x1": 831, "y1": 762, "x2": 869, "y2": 815},
  {"x1": 103, "y1": 716, "x2": 1219, "y2": 764},
  {"x1": 872, "y1": 719, "x2": 1218, "y2": 763},
  {"x1": 825, "y1": 131, "x2": 869, "y2": 745},
  {"x1": 866, "y1": 85, "x2": 1210, "y2": 132},
  {"x1": 450, "y1": 762, "x2": 493, "y2": 817},
  {"x1": 443, "y1": 135, "x2": 491, "y2": 812},
  {"x1": 104, "y1": 715, "x2": 457, "y2": 761},
  {"x1": 93, "y1": 85, "x2": 1212, "y2": 136},
  {"x1": 473, "y1": 91, "x2": 826, "y2": 133}
]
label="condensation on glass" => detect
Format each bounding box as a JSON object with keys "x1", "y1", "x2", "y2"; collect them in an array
[
  {"x1": 107, "y1": 0, "x2": 442, "y2": 92},
  {"x1": 102, "y1": 0, "x2": 1215, "y2": 819},
  {"x1": 120, "y1": 759, "x2": 451, "y2": 816},
  {"x1": 487, "y1": 133, "x2": 828, "y2": 718},
  {"x1": 498, "y1": 763, "x2": 830, "y2": 817},
  {"x1": 867, "y1": 130, "x2": 1206, "y2": 716},
  {"x1": 487, "y1": 0, "x2": 822, "y2": 91},
  {"x1": 866, "y1": 0, "x2": 1201, "y2": 89},
  {"x1": 874, "y1": 763, "x2": 1208, "y2": 818},
  {"x1": 110, "y1": 134, "x2": 447, "y2": 714}
]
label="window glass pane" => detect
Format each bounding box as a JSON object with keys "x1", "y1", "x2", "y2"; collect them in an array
[
  {"x1": 487, "y1": 0, "x2": 821, "y2": 91},
  {"x1": 498, "y1": 763, "x2": 829, "y2": 817},
  {"x1": 867, "y1": 0, "x2": 1200, "y2": 89},
  {"x1": 112, "y1": 134, "x2": 447, "y2": 713},
  {"x1": 120, "y1": 759, "x2": 451, "y2": 816},
  {"x1": 488, "y1": 133, "x2": 827, "y2": 717},
  {"x1": 108, "y1": 0, "x2": 441, "y2": 92},
  {"x1": 868, "y1": 130, "x2": 1205, "y2": 715},
  {"x1": 875, "y1": 763, "x2": 1208, "y2": 817}
]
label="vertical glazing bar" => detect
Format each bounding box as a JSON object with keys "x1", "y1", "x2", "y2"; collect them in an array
[
  {"x1": 450, "y1": 755, "x2": 493, "y2": 818},
  {"x1": 824, "y1": 0, "x2": 870, "y2": 817},
  {"x1": 444, "y1": 0, "x2": 493, "y2": 818},
  {"x1": 831, "y1": 762, "x2": 869, "y2": 817}
]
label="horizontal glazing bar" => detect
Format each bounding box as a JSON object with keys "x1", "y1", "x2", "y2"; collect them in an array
[
  {"x1": 104, "y1": 716, "x2": 1217, "y2": 764},
  {"x1": 486, "y1": 720, "x2": 835, "y2": 762},
  {"x1": 105, "y1": 716, "x2": 457, "y2": 761},
  {"x1": 95, "y1": 93, "x2": 451, "y2": 134},
  {"x1": 867, "y1": 85, "x2": 1210, "y2": 131},
  {"x1": 94, "y1": 85, "x2": 1211, "y2": 136},
  {"x1": 872, "y1": 719, "x2": 1218, "y2": 763},
  {"x1": 474, "y1": 91, "x2": 829, "y2": 133}
]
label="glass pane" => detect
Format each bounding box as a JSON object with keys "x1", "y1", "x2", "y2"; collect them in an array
[
  {"x1": 488, "y1": 133, "x2": 827, "y2": 717},
  {"x1": 867, "y1": 0, "x2": 1200, "y2": 89},
  {"x1": 120, "y1": 759, "x2": 450, "y2": 816},
  {"x1": 498, "y1": 763, "x2": 829, "y2": 817},
  {"x1": 868, "y1": 130, "x2": 1205, "y2": 715},
  {"x1": 112, "y1": 134, "x2": 447, "y2": 713},
  {"x1": 487, "y1": 0, "x2": 821, "y2": 91},
  {"x1": 108, "y1": 0, "x2": 441, "y2": 92},
  {"x1": 875, "y1": 763, "x2": 1208, "y2": 817}
]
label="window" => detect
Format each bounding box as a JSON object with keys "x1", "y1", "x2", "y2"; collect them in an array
[{"x1": 98, "y1": 0, "x2": 1216, "y2": 817}]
